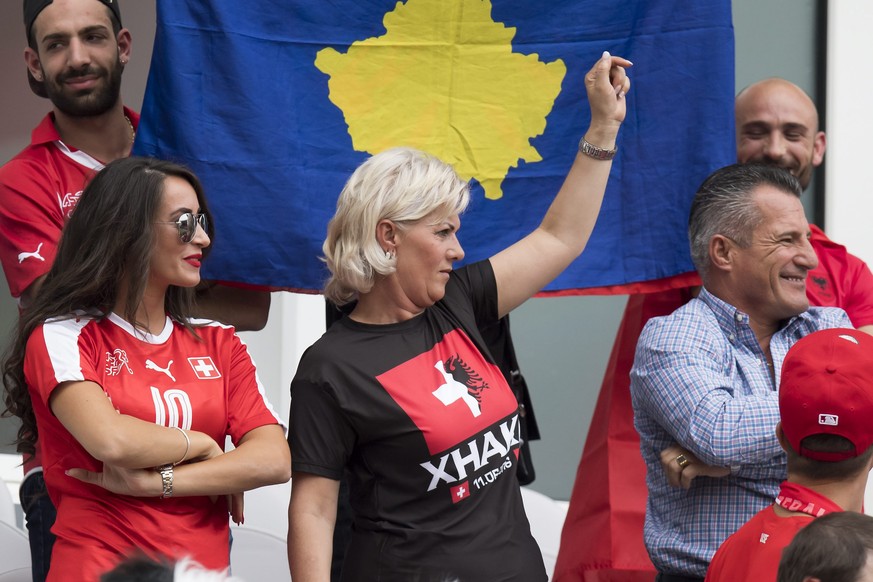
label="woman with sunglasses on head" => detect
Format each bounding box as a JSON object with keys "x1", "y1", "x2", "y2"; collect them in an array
[
  {"x1": 287, "y1": 53, "x2": 631, "y2": 582},
  {"x1": 2, "y1": 157, "x2": 291, "y2": 582}
]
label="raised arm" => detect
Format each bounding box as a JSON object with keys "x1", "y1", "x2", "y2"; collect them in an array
[{"x1": 490, "y1": 52, "x2": 631, "y2": 317}]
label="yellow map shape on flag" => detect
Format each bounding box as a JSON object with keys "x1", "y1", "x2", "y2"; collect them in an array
[{"x1": 315, "y1": 0, "x2": 566, "y2": 200}]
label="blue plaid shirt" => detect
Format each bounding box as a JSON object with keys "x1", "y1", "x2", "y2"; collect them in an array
[{"x1": 630, "y1": 288, "x2": 851, "y2": 577}]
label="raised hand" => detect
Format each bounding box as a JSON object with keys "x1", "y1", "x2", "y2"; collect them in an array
[{"x1": 585, "y1": 51, "x2": 632, "y2": 130}]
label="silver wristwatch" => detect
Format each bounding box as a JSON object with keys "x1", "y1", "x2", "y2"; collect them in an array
[
  {"x1": 157, "y1": 464, "x2": 174, "y2": 498},
  {"x1": 578, "y1": 137, "x2": 617, "y2": 161}
]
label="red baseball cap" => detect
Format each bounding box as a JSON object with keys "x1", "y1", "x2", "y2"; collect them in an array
[{"x1": 780, "y1": 328, "x2": 873, "y2": 462}]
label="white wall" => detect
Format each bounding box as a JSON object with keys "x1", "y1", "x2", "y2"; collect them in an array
[
  {"x1": 826, "y1": 1, "x2": 873, "y2": 266},
  {"x1": 826, "y1": 1, "x2": 873, "y2": 515},
  {"x1": 239, "y1": 293, "x2": 324, "y2": 425}
]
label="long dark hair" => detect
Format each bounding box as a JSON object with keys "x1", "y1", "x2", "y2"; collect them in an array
[{"x1": 2, "y1": 157, "x2": 214, "y2": 455}]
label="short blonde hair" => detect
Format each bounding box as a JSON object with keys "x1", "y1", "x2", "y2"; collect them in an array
[{"x1": 323, "y1": 148, "x2": 470, "y2": 305}]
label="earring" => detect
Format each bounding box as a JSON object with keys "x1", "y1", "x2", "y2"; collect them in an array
[
  {"x1": 385, "y1": 249, "x2": 394, "y2": 260},
  {"x1": 34, "y1": 72, "x2": 42, "y2": 81}
]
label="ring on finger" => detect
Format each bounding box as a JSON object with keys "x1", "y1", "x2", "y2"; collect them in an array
[{"x1": 675, "y1": 454, "x2": 690, "y2": 469}]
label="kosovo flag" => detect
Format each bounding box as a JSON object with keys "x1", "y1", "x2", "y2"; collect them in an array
[{"x1": 134, "y1": 0, "x2": 734, "y2": 292}]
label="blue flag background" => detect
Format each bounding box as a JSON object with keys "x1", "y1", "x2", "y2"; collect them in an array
[{"x1": 134, "y1": 0, "x2": 735, "y2": 292}]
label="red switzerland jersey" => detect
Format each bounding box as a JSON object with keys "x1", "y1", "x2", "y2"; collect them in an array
[
  {"x1": 705, "y1": 506, "x2": 813, "y2": 582},
  {"x1": 24, "y1": 312, "x2": 281, "y2": 582},
  {"x1": 0, "y1": 109, "x2": 139, "y2": 475},
  {"x1": 0, "y1": 109, "x2": 140, "y2": 300},
  {"x1": 807, "y1": 224, "x2": 873, "y2": 328}
]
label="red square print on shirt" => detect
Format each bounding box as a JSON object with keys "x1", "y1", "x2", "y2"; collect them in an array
[{"x1": 377, "y1": 329, "x2": 518, "y2": 455}]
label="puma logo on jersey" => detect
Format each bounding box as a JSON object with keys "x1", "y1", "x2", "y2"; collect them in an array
[
  {"x1": 432, "y1": 355, "x2": 489, "y2": 417},
  {"x1": 105, "y1": 348, "x2": 133, "y2": 376},
  {"x1": 18, "y1": 243, "x2": 45, "y2": 264},
  {"x1": 145, "y1": 359, "x2": 176, "y2": 382}
]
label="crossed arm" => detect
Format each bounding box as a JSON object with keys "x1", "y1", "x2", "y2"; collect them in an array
[
  {"x1": 53, "y1": 380, "x2": 290, "y2": 500},
  {"x1": 631, "y1": 321, "x2": 789, "y2": 489}
]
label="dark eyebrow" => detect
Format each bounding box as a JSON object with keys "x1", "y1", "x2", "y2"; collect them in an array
[
  {"x1": 41, "y1": 24, "x2": 111, "y2": 45},
  {"x1": 740, "y1": 121, "x2": 770, "y2": 132},
  {"x1": 781, "y1": 122, "x2": 810, "y2": 135},
  {"x1": 40, "y1": 32, "x2": 70, "y2": 45},
  {"x1": 80, "y1": 24, "x2": 112, "y2": 36},
  {"x1": 168, "y1": 207, "x2": 197, "y2": 217},
  {"x1": 774, "y1": 228, "x2": 806, "y2": 239}
]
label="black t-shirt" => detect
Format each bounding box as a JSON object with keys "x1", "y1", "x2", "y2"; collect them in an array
[{"x1": 290, "y1": 260, "x2": 546, "y2": 582}]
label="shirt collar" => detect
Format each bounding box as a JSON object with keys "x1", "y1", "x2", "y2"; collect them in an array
[
  {"x1": 698, "y1": 286, "x2": 815, "y2": 339},
  {"x1": 698, "y1": 287, "x2": 750, "y2": 337},
  {"x1": 30, "y1": 107, "x2": 141, "y2": 147}
]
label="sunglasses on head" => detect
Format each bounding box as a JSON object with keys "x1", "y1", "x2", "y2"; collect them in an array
[{"x1": 156, "y1": 212, "x2": 208, "y2": 243}]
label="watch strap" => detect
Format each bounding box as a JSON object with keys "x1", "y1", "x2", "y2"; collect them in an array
[
  {"x1": 157, "y1": 464, "x2": 174, "y2": 499},
  {"x1": 578, "y1": 137, "x2": 617, "y2": 161}
]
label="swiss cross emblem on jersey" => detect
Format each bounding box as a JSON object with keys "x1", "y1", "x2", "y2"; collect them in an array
[
  {"x1": 187, "y1": 356, "x2": 222, "y2": 379},
  {"x1": 377, "y1": 329, "x2": 518, "y2": 455},
  {"x1": 450, "y1": 481, "x2": 471, "y2": 503}
]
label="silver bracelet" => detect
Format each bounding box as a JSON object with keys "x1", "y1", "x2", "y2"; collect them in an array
[
  {"x1": 579, "y1": 137, "x2": 617, "y2": 161},
  {"x1": 172, "y1": 426, "x2": 191, "y2": 466}
]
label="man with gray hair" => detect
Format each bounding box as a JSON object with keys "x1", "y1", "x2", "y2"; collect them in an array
[{"x1": 630, "y1": 163, "x2": 851, "y2": 581}]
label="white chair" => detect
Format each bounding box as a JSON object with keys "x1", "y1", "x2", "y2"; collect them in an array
[
  {"x1": 229, "y1": 526, "x2": 290, "y2": 582},
  {"x1": 0, "y1": 520, "x2": 31, "y2": 576},
  {"x1": 521, "y1": 487, "x2": 569, "y2": 581},
  {"x1": 0, "y1": 568, "x2": 31, "y2": 582}
]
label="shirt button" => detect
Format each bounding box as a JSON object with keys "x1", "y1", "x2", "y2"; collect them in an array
[
  {"x1": 735, "y1": 313, "x2": 744, "y2": 322},
  {"x1": 728, "y1": 334, "x2": 736, "y2": 342}
]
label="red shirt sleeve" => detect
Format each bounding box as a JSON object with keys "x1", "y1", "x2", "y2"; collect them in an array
[{"x1": 807, "y1": 225, "x2": 873, "y2": 328}]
